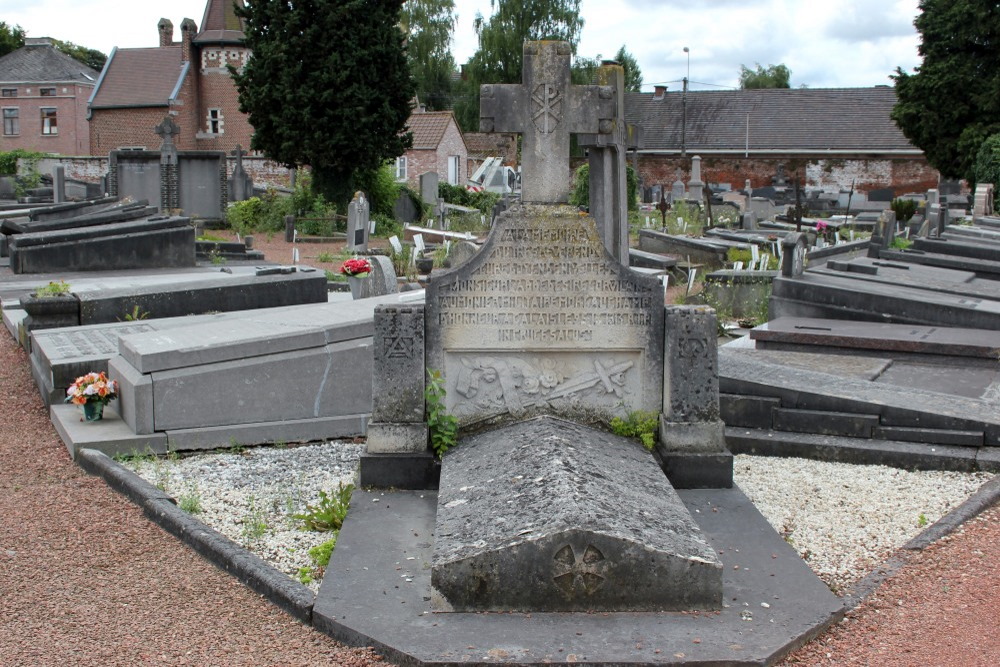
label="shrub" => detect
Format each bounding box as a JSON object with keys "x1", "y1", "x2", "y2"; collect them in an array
[
  {"x1": 353, "y1": 162, "x2": 401, "y2": 218},
  {"x1": 438, "y1": 182, "x2": 500, "y2": 216},
  {"x1": 890, "y1": 198, "x2": 918, "y2": 222},
  {"x1": 974, "y1": 133, "x2": 1000, "y2": 214},
  {"x1": 569, "y1": 163, "x2": 638, "y2": 211}
]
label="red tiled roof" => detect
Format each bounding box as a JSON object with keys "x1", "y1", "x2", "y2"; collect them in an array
[
  {"x1": 196, "y1": 0, "x2": 245, "y2": 43},
  {"x1": 464, "y1": 132, "x2": 517, "y2": 161},
  {"x1": 89, "y1": 47, "x2": 184, "y2": 108},
  {"x1": 406, "y1": 111, "x2": 456, "y2": 150}
]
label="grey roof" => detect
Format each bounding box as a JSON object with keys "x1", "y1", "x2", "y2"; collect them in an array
[
  {"x1": 0, "y1": 40, "x2": 101, "y2": 84},
  {"x1": 625, "y1": 87, "x2": 919, "y2": 154}
]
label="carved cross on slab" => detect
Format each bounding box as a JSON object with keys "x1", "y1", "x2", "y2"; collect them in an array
[
  {"x1": 154, "y1": 115, "x2": 181, "y2": 152},
  {"x1": 480, "y1": 41, "x2": 616, "y2": 203}
]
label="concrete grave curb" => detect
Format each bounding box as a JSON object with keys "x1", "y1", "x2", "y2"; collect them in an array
[{"x1": 76, "y1": 448, "x2": 315, "y2": 624}]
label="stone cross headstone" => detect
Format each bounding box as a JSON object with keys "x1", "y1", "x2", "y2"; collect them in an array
[
  {"x1": 578, "y1": 60, "x2": 638, "y2": 265},
  {"x1": 154, "y1": 115, "x2": 180, "y2": 154},
  {"x1": 154, "y1": 115, "x2": 180, "y2": 210},
  {"x1": 671, "y1": 169, "x2": 686, "y2": 204},
  {"x1": 480, "y1": 41, "x2": 616, "y2": 203},
  {"x1": 346, "y1": 191, "x2": 370, "y2": 252},
  {"x1": 687, "y1": 156, "x2": 705, "y2": 202}
]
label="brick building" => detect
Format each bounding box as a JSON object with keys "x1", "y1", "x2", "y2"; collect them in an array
[
  {"x1": 396, "y1": 110, "x2": 468, "y2": 189},
  {"x1": 623, "y1": 86, "x2": 939, "y2": 198},
  {"x1": 88, "y1": 0, "x2": 252, "y2": 156},
  {"x1": 0, "y1": 38, "x2": 99, "y2": 155}
]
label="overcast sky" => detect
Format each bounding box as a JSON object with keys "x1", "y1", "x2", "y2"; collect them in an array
[{"x1": 2, "y1": 0, "x2": 922, "y2": 90}]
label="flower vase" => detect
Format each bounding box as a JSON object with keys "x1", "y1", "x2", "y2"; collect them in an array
[
  {"x1": 83, "y1": 401, "x2": 105, "y2": 422},
  {"x1": 347, "y1": 275, "x2": 368, "y2": 299}
]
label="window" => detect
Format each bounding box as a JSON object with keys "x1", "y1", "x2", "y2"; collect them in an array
[
  {"x1": 1, "y1": 89, "x2": 16, "y2": 98},
  {"x1": 448, "y1": 155, "x2": 460, "y2": 185},
  {"x1": 207, "y1": 108, "x2": 223, "y2": 134},
  {"x1": 40, "y1": 87, "x2": 56, "y2": 96},
  {"x1": 394, "y1": 156, "x2": 407, "y2": 181},
  {"x1": 2, "y1": 108, "x2": 18, "y2": 135},
  {"x1": 40, "y1": 107, "x2": 57, "y2": 135}
]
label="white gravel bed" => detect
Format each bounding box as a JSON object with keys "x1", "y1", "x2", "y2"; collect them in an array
[
  {"x1": 120, "y1": 441, "x2": 363, "y2": 593},
  {"x1": 121, "y1": 444, "x2": 993, "y2": 598},
  {"x1": 733, "y1": 454, "x2": 993, "y2": 593}
]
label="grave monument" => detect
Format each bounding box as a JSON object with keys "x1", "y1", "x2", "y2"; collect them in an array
[{"x1": 359, "y1": 40, "x2": 730, "y2": 615}]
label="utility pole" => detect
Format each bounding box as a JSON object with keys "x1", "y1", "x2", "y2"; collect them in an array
[{"x1": 681, "y1": 47, "x2": 689, "y2": 158}]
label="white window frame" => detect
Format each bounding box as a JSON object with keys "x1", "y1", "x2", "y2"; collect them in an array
[
  {"x1": 447, "y1": 155, "x2": 460, "y2": 185},
  {"x1": 40, "y1": 107, "x2": 57, "y2": 135},
  {"x1": 207, "y1": 107, "x2": 223, "y2": 134},
  {"x1": 394, "y1": 156, "x2": 407, "y2": 181},
  {"x1": 2, "y1": 108, "x2": 19, "y2": 135}
]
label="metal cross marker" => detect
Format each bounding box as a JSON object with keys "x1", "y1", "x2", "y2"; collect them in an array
[{"x1": 480, "y1": 41, "x2": 616, "y2": 203}]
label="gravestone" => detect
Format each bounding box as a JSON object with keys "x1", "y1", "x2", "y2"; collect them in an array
[
  {"x1": 228, "y1": 145, "x2": 254, "y2": 203},
  {"x1": 479, "y1": 41, "x2": 616, "y2": 203},
  {"x1": 781, "y1": 232, "x2": 807, "y2": 277},
  {"x1": 419, "y1": 172, "x2": 439, "y2": 208},
  {"x1": 670, "y1": 169, "x2": 686, "y2": 204},
  {"x1": 578, "y1": 61, "x2": 636, "y2": 265},
  {"x1": 974, "y1": 183, "x2": 995, "y2": 218},
  {"x1": 446, "y1": 240, "x2": 479, "y2": 268},
  {"x1": 742, "y1": 211, "x2": 758, "y2": 230},
  {"x1": 352, "y1": 255, "x2": 398, "y2": 300},
  {"x1": 52, "y1": 166, "x2": 66, "y2": 204},
  {"x1": 346, "y1": 191, "x2": 371, "y2": 252},
  {"x1": 155, "y1": 116, "x2": 181, "y2": 212},
  {"x1": 687, "y1": 155, "x2": 705, "y2": 202}
]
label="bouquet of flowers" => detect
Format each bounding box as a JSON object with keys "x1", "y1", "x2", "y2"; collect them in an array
[
  {"x1": 65, "y1": 371, "x2": 119, "y2": 406},
  {"x1": 339, "y1": 257, "x2": 372, "y2": 278}
]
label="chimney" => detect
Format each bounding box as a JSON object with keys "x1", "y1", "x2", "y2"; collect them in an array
[
  {"x1": 158, "y1": 18, "x2": 174, "y2": 47},
  {"x1": 24, "y1": 37, "x2": 54, "y2": 47},
  {"x1": 654, "y1": 85, "x2": 667, "y2": 100},
  {"x1": 180, "y1": 18, "x2": 197, "y2": 62}
]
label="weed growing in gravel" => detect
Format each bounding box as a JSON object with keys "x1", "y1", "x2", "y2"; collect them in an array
[
  {"x1": 113, "y1": 447, "x2": 158, "y2": 464},
  {"x1": 240, "y1": 495, "x2": 269, "y2": 547},
  {"x1": 178, "y1": 483, "x2": 203, "y2": 514},
  {"x1": 228, "y1": 437, "x2": 246, "y2": 454},
  {"x1": 918, "y1": 513, "x2": 928, "y2": 527},
  {"x1": 292, "y1": 482, "x2": 353, "y2": 532},
  {"x1": 297, "y1": 537, "x2": 338, "y2": 585}
]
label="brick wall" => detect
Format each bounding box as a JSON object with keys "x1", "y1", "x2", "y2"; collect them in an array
[
  {"x1": 90, "y1": 107, "x2": 171, "y2": 156},
  {"x1": 0, "y1": 82, "x2": 94, "y2": 155},
  {"x1": 634, "y1": 155, "x2": 941, "y2": 197},
  {"x1": 403, "y1": 121, "x2": 468, "y2": 188},
  {"x1": 193, "y1": 46, "x2": 254, "y2": 153}
]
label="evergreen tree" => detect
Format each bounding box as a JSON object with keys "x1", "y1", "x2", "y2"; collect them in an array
[
  {"x1": 892, "y1": 0, "x2": 1000, "y2": 180},
  {"x1": 454, "y1": 0, "x2": 584, "y2": 131},
  {"x1": 614, "y1": 46, "x2": 642, "y2": 92},
  {"x1": 738, "y1": 63, "x2": 791, "y2": 89},
  {"x1": 0, "y1": 22, "x2": 25, "y2": 58},
  {"x1": 401, "y1": 0, "x2": 456, "y2": 111},
  {"x1": 232, "y1": 0, "x2": 415, "y2": 206}
]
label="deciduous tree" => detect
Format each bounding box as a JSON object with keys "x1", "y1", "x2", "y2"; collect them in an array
[
  {"x1": 614, "y1": 45, "x2": 642, "y2": 92},
  {"x1": 0, "y1": 22, "x2": 25, "y2": 58},
  {"x1": 232, "y1": 0, "x2": 415, "y2": 206},
  {"x1": 892, "y1": 0, "x2": 1000, "y2": 180},
  {"x1": 738, "y1": 63, "x2": 791, "y2": 89},
  {"x1": 401, "y1": 0, "x2": 456, "y2": 111}
]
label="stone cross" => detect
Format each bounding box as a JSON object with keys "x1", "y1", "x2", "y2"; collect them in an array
[
  {"x1": 154, "y1": 115, "x2": 181, "y2": 152},
  {"x1": 231, "y1": 144, "x2": 247, "y2": 172},
  {"x1": 578, "y1": 61, "x2": 641, "y2": 265},
  {"x1": 480, "y1": 41, "x2": 616, "y2": 203}
]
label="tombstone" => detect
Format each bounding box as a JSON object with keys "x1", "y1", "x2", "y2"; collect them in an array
[
  {"x1": 346, "y1": 191, "x2": 370, "y2": 252},
  {"x1": 578, "y1": 60, "x2": 637, "y2": 265},
  {"x1": 446, "y1": 240, "x2": 478, "y2": 268},
  {"x1": 973, "y1": 183, "x2": 995, "y2": 218},
  {"x1": 772, "y1": 163, "x2": 788, "y2": 187},
  {"x1": 228, "y1": 145, "x2": 254, "y2": 203},
  {"x1": 419, "y1": 172, "x2": 439, "y2": 208},
  {"x1": 741, "y1": 211, "x2": 758, "y2": 231},
  {"x1": 393, "y1": 190, "x2": 419, "y2": 224},
  {"x1": 687, "y1": 155, "x2": 705, "y2": 202},
  {"x1": 154, "y1": 116, "x2": 181, "y2": 211},
  {"x1": 868, "y1": 187, "x2": 895, "y2": 202},
  {"x1": 52, "y1": 165, "x2": 66, "y2": 204},
  {"x1": 781, "y1": 232, "x2": 807, "y2": 277},
  {"x1": 649, "y1": 184, "x2": 662, "y2": 204},
  {"x1": 352, "y1": 255, "x2": 399, "y2": 300},
  {"x1": 926, "y1": 188, "x2": 940, "y2": 206},
  {"x1": 938, "y1": 179, "x2": 961, "y2": 196},
  {"x1": 479, "y1": 41, "x2": 616, "y2": 203},
  {"x1": 670, "y1": 169, "x2": 686, "y2": 204}
]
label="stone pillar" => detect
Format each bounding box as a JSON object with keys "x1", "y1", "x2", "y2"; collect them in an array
[
  {"x1": 659, "y1": 305, "x2": 732, "y2": 488},
  {"x1": 52, "y1": 165, "x2": 65, "y2": 203},
  {"x1": 359, "y1": 305, "x2": 435, "y2": 489},
  {"x1": 687, "y1": 155, "x2": 704, "y2": 202}
]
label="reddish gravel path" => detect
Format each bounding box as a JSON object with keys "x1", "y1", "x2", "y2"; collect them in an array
[{"x1": 2, "y1": 237, "x2": 998, "y2": 664}]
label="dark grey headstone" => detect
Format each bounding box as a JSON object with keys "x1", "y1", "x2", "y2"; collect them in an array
[
  {"x1": 426, "y1": 203, "x2": 664, "y2": 428},
  {"x1": 431, "y1": 416, "x2": 722, "y2": 612},
  {"x1": 781, "y1": 232, "x2": 807, "y2": 277},
  {"x1": 354, "y1": 255, "x2": 398, "y2": 299},
  {"x1": 419, "y1": 172, "x2": 439, "y2": 207},
  {"x1": 346, "y1": 191, "x2": 370, "y2": 252}
]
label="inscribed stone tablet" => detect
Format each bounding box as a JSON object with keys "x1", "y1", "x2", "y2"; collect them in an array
[{"x1": 426, "y1": 204, "x2": 663, "y2": 427}]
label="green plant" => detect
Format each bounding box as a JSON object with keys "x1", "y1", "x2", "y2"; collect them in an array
[
  {"x1": 122, "y1": 304, "x2": 150, "y2": 322},
  {"x1": 292, "y1": 482, "x2": 354, "y2": 532},
  {"x1": 890, "y1": 198, "x2": 918, "y2": 222},
  {"x1": 240, "y1": 495, "x2": 269, "y2": 546},
  {"x1": 316, "y1": 251, "x2": 336, "y2": 263},
  {"x1": 569, "y1": 163, "x2": 639, "y2": 211},
  {"x1": 34, "y1": 280, "x2": 71, "y2": 297},
  {"x1": 425, "y1": 369, "x2": 458, "y2": 458},
  {"x1": 196, "y1": 232, "x2": 226, "y2": 242},
  {"x1": 296, "y1": 536, "x2": 338, "y2": 584},
  {"x1": 975, "y1": 133, "x2": 1000, "y2": 214},
  {"x1": 390, "y1": 244, "x2": 414, "y2": 279},
  {"x1": 609, "y1": 411, "x2": 659, "y2": 450},
  {"x1": 890, "y1": 237, "x2": 914, "y2": 250},
  {"x1": 178, "y1": 483, "x2": 203, "y2": 514},
  {"x1": 0, "y1": 148, "x2": 47, "y2": 197},
  {"x1": 918, "y1": 513, "x2": 929, "y2": 527},
  {"x1": 228, "y1": 437, "x2": 245, "y2": 454},
  {"x1": 209, "y1": 248, "x2": 227, "y2": 265}
]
